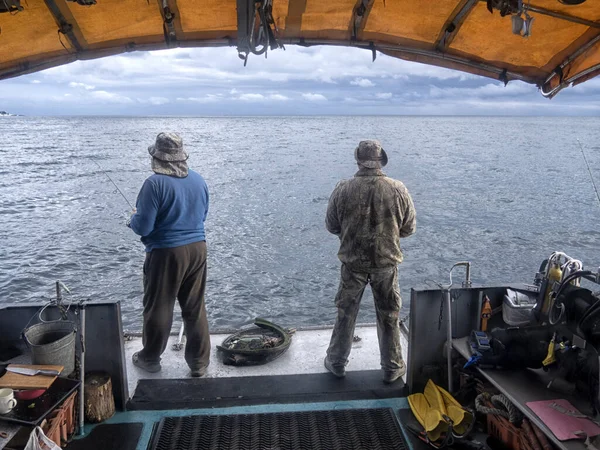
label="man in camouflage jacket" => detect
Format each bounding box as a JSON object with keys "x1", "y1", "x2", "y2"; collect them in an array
[{"x1": 324, "y1": 140, "x2": 416, "y2": 384}]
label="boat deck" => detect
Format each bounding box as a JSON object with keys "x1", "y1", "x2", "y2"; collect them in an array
[
  {"x1": 77, "y1": 324, "x2": 413, "y2": 450},
  {"x1": 124, "y1": 324, "x2": 409, "y2": 398}
]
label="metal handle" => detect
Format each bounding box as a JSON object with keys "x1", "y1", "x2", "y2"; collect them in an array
[
  {"x1": 38, "y1": 369, "x2": 60, "y2": 376},
  {"x1": 444, "y1": 288, "x2": 453, "y2": 393}
]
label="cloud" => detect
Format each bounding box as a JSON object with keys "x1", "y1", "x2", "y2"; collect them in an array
[
  {"x1": 89, "y1": 90, "x2": 133, "y2": 104},
  {"x1": 351, "y1": 78, "x2": 375, "y2": 87},
  {"x1": 147, "y1": 97, "x2": 169, "y2": 105},
  {"x1": 239, "y1": 93, "x2": 265, "y2": 102},
  {"x1": 236, "y1": 93, "x2": 290, "y2": 102},
  {"x1": 69, "y1": 81, "x2": 95, "y2": 90},
  {"x1": 1, "y1": 45, "x2": 599, "y2": 115},
  {"x1": 177, "y1": 95, "x2": 221, "y2": 103},
  {"x1": 302, "y1": 93, "x2": 327, "y2": 102},
  {"x1": 428, "y1": 82, "x2": 533, "y2": 99}
]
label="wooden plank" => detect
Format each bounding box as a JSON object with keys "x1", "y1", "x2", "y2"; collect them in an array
[{"x1": 0, "y1": 364, "x2": 64, "y2": 390}]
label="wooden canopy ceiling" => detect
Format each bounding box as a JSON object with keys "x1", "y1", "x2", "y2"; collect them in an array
[{"x1": 1, "y1": 0, "x2": 599, "y2": 97}]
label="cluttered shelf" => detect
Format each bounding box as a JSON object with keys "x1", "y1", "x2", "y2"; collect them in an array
[{"x1": 453, "y1": 336, "x2": 590, "y2": 450}]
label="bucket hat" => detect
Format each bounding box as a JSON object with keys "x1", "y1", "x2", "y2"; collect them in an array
[
  {"x1": 354, "y1": 140, "x2": 388, "y2": 169},
  {"x1": 148, "y1": 132, "x2": 188, "y2": 162}
]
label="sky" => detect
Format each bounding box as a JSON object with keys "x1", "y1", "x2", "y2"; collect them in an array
[{"x1": 2, "y1": 45, "x2": 600, "y2": 116}]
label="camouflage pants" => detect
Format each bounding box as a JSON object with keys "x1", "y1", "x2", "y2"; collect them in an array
[{"x1": 326, "y1": 264, "x2": 403, "y2": 372}]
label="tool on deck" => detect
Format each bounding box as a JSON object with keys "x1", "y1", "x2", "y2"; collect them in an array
[{"x1": 6, "y1": 367, "x2": 61, "y2": 377}]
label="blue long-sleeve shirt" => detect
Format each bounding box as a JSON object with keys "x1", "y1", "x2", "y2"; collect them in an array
[{"x1": 128, "y1": 170, "x2": 209, "y2": 252}]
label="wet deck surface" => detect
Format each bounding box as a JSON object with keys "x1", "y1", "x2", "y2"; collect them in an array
[{"x1": 124, "y1": 325, "x2": 409, "y2": 398}]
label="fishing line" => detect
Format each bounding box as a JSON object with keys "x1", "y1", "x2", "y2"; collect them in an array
[
  {"x1": 577, "y1": 138, "x2": 600, "y2": 210},
  {"x1": 92, "y1": 159, "x2": 135, "y2": 210}
]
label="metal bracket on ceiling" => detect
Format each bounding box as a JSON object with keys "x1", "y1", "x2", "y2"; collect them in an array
[
  {"x1": 554, "y1": 65, "x2": 564, "y2": 84},
  {"x1": 369, "y1": 42, "x2": 376, "y2": 62},
  {"x1": 59, "y1": 22, "x2": 73, "y2": 36},
  {"x1": 351, "y1": 0, "x2": 369, "y2": 41},
  {"x1": 44, "y1": 0, "x2": 84, "y2": 51},
  {"x1": 499, "y1": 69, "x2": 509, "y2": 86},
  {"x1": 0, "y1": 0, "x2": 23, "y2": 13},
  {"x1": 236, "y1": 0, "x2": 252, "y2": 61},
  {"x1": 162, "y1": 0, "x2": 176, "y2": 46}
]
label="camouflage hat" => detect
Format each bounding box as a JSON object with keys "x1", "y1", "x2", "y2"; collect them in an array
[
  {"x1": 148, "y1": 132, "x2": 189, "y2": 162},
  {"x1": 354, "y1": 140, "x2": 388, "y2": 169}
]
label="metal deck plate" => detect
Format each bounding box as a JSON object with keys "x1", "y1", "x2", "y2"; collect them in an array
[{"x1": 148, "y1": 407, "x2": 408, "y2": 450}]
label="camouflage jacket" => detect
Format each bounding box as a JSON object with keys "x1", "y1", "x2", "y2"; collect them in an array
[{"x1": 326, "y1": 168, "x2": 416, "y2": 272}]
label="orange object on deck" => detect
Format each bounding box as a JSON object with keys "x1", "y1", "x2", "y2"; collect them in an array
[{"x1": 481, "y1": 296, "x2": 492, "y2": 331}]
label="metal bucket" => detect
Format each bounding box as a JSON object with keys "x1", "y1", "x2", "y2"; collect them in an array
[{"x1": 23, "y1": 320, "x2": 76, "y2": 376}]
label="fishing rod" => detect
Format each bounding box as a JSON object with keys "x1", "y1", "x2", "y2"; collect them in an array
[
  {"x1": 91, "y1": 159, "x2": 135, "y2": 210},
  {"x1": 577, "y1": 138, "x2": 600, "y2": 210}
]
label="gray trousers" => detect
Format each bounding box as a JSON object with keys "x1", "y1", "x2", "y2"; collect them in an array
[
  {"x1": 139, "y1": 241, "x2": 210, "y2": 371},
  {"x1": 326, "y1": 264, "x2": 403, "y2": 372}
]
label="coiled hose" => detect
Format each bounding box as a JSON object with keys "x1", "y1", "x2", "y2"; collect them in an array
[{"x1": 475, "y1": 393, "x2": 523, "y2": 424}]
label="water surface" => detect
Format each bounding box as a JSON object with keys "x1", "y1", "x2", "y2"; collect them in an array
[{"x1": 1, "y1": 116, "x2": 599, "y2": 331}]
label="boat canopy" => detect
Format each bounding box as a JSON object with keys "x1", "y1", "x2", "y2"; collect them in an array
[{"x1": 1, "y1": 0, "x2": 599, "y2": 97}]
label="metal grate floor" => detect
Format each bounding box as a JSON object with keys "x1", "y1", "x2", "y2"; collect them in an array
[{"x1": 148, "y1": 408, "x2": 408, "y2": 450}]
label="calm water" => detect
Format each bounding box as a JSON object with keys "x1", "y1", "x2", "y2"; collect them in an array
[{"x1": 1, "y1": 116, "x2": 600, "y2": 331}]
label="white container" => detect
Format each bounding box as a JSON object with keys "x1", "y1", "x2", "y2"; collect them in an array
[{"x1": 503, "y1": 288, "x2": 537, "y2": 326}]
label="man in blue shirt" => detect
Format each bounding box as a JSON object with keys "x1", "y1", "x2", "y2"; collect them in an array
[{"x1": 128, "y1": 132, "x2": 210, "y2": 377}]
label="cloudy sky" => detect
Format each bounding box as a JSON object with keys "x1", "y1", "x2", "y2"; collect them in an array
[{"x1": 2, "y1": 45, "x2": 600, "y2": 116}]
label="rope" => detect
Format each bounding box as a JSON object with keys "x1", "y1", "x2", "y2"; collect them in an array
[{"x1": 475, "y1": 393, "x2": 523, "y2": 423}]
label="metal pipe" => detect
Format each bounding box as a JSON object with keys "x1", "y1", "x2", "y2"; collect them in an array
[
  {"x1": 56, "y1": 281, "x2": 62, "y2": 304},
  {"x1": 526, "y1": 5, "x2": 600, "y2": 29},
  {"x1": 543, "y1": 34, "x2": 600, "y2": 86},
  {"x1": 449, "y1": 261, "x2": 472, "y2": 287},
  {"x1": 444, "y1": 288, "x2": 453, "y2": 392},
  {"x1": 288, "y1": 40, "x2": 538, "y2": 84},
  {"x1": 568, "y1": 61, "x2": 600, "y2": 84},
  {"x1": 78, "y1": 302, "x2": 86, "y2": 435},
  {"x1": 435, "y1": 0, "x2": 479, "y2": 51}
]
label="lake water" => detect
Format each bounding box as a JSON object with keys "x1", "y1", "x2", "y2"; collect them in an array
[{"x1": 1, "y1": 116, "x2": 599, "y2": 331}]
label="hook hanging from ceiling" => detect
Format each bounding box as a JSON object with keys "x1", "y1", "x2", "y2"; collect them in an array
[{"x1": 236, "y1": 0, "x2": 284, "y2": 66}]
